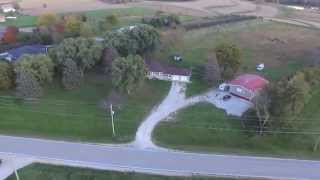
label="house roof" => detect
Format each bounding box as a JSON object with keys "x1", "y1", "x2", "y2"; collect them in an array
[
  {"x1": 145, "y1": 60, "x2": 192, "y2": 76},
  {"x1": 6, "y1": 44, "x2": 48, "y2": 61},
  {"x1": 229, "y1": 74, "x2": 268, "y2": 92}
]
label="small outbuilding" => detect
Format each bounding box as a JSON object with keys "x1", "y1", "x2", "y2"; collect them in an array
[
  {"x1": 227, "y1": 74, "x2": 268, "y2": 101},
  {"x1": 145, "y1": 60, "x2": 192, "y2": 83}
]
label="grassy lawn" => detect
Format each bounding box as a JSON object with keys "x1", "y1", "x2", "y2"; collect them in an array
[
  {"x1": 154, "y1": 103, "x2": 320, "y2": 159},
  {"x1": 0, "y1": 72, "x2": 170, "y2": 143},
  {"x1": 6, "y1": 164, "x2": 238, "y2": 180},
  {"x1": 0, "y1": 7, "x2": 155, "y2": 27},
  {"x1": 0, "y1": 7, "x2": 195, "y2": 28},
  {"x1": 153, "y1": 20, "x2": 320, "y2": 96},
  {"x1": 1, "y1": 15, "x2": 38, "y2": 27}
]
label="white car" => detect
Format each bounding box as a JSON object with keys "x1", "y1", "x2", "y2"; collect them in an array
[
  {"x1": 219, "y1": 83, "x2": 228, "y2": 91},
  {"x1": 257, "y1": 63, "x2": 265, "y2": 71}
]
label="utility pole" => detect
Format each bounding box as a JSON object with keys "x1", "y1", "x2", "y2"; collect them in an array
[
  {"x1": 12, "y1": 159, "x2": 20, "y2": 180},
  {"x1": 110, "y1": 104, "x2": 115, "y2": 136}
]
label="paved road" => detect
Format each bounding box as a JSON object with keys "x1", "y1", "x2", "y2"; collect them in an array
[{"x1": 1, "y1": 135, "x2": 320, "y2": 180}]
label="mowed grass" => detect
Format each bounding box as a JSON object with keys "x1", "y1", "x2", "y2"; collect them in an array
[
  {"x1": 154, "y1": 103, "x2": 320, "y2": 159},
  {"x1": 6, "y1": 164, "x2": 237, "y2": 180},
  {"x1": 154, "y1": 20, "x2": 320, "y2": 96},
  {"x1": 1, "y1": 7, "x2": 195, "y2": 28},
  {"x1": 0, "y1": 72, "x2": 170, "y2": 143}
]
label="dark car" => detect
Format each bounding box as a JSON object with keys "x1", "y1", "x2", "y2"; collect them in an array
[{"x1": 223, "y1": 95, "x2": 232, "y2": 101}]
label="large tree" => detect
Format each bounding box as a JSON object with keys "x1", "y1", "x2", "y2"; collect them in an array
[
  {"x1": 0, "y1": 61, "x2": 13, "y2": 90},
  {"x1": 104, "y1": 24, "x2": 160, "y2": 56},
  {"x1": 62, "y1": 59, "x2": 83, "y2": 90},
  {"x1": 112, "y1": 55, "x2": 146, "y2": 94},
  {"x1": 102, "y1": 47, "x2": 119, "y2": 73},
  {"x1": 215, "y1": 42, "x2": 241, "y2": 80},
  {"x1": 269, "y1": 72, "x2": 311, "y2": 128},
  {"x1": 252, "y1": 87, "x2": 271, "y2": 135},
  {"x1": 64, "y1": 15, "x2": 82, "y2": 37},
  {"x1": 37, "y1": 13, "x2": 59, "y2": 27},
  {"x1": 51, "y1": 37, "x2": 103, "y2": 72},
  {"x1": 14, "y1": 54, "x2": 54, "y2": 84},
  {"x1": 2, "y1": 26, "x2": 19, "y2": 44},
  {"x1": 104, "y1": 31, "x2": 139, "y2": 57}
]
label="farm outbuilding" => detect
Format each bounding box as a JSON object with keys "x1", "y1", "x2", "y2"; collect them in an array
[
  {"x1": 145, "y1": 60, "x2": 192, "y2": 83},
  {"x1": 227, "y1": 74, "x2": 268, "y2": 101}
]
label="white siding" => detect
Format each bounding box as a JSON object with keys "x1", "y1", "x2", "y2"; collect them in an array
[{"x1": 147, "y1": 72, "x2": 190, "y2": 83}]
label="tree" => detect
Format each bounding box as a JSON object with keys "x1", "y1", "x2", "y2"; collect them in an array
[
  {"x1": 80, "y1": 22, "x2": 94, "y2": 37},
  {"x1": 204, "y1": 53, "x2": 221, "y2": 85},
  {"x1": 104, "y1": 24, "x2": 160, "y2": 56},
  {"x1": 37, "y1": 13, "x2": 58, "y2": 27},
  {"x1": 112, "y1": 55, "x2": 146, "y2": 94},
  {"x1": 104, "y1": 31, "x2": 139, "y2": 57},
  {"x1": 0, "y1": 61, "x2": 13, "y2": 90},
  {"x1": 51, "y1": 37, "x2": 103, "y2": 72},
  {"x1": 14, "y1": 54, "x2": 54, "y2": 84},
  {"x1": 2, "y1": 26, "x2": 19, "y2": 44},
  {"x1": 102, "y1": 47, "x2": 119, "y2": 73},
  {"x1": 64, "y1": 15, "x2": 82, "y2": 37},
  {"x1": 15, "y1": 69, "x2": 42, "y2": 98},
  {"x1": 62, "y1": 59, "x2": 83, "y2": 90},
  {"x1": 270, "y1": 72, "x2": 310, "y2": 126},
  {"x1": 128, "y1": 24, "x2": 160, "y2": 55},
  {"x1": 215, "y1": 42, "x2": 241, "y2": 80},
  {"x1": 252, "y1": 87, "x2": 271, "y2": 135},
  {"x1": 106, "y1": 14, "x2": 119, "y2": 26}
]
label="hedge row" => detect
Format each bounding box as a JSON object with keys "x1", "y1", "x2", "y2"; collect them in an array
[{"x1": 182, "y1": 15, "x2": 258, "y2": 31}]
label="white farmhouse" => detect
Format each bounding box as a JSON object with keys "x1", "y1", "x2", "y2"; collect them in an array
[{"x1": 145, "y1": 60, "x2": 192, "y2": 83}]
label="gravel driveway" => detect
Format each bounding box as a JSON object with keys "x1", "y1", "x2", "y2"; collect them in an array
[{"x1": 134, "y1": 82, "x2": 205, "y2": 149}]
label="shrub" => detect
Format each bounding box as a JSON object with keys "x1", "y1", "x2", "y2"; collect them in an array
[
  {"x1": 142, "y1": 14, "x2": 180, "y2": 28},
  {"x1": 15, "y1": 69, "x2": 42, "y2": 98},
  {"x1": 0, "y1": 61, "x2": 13, "y2": 90},
  {"x1": 62, "y1": 59, "x2": 83, "y2": 90}
]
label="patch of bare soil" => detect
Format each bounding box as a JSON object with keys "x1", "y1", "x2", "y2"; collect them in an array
[{"x1": 19, "y1": 0, "x2": 130, "y2": 15}]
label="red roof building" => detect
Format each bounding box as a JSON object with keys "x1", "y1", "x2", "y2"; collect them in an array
[{"x1": 228, "y1": 74, "x2": 268, "y2": 100}]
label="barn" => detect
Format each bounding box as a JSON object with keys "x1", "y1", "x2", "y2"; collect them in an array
[
  {"x1": 228, "y1": 74, "x2": 268, "y2": 101},
  {"x1": 145, "y1": 60, "x2": 191, "y2": 83}
]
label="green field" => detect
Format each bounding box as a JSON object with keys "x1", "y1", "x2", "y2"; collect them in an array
[
  {"x1": 1, "y1": 7, "x2": 155, "y2": 27},
  {"x1": 153, "y1": 20, "x2": 320, "y2": 96},
  {"x1": 0, "y1": 72, "x2": 170, "y2": 143},
  {"x1": 1, "y1": 7, "x2": 196, "y2": 28},
  {"x1": 5, "y1": 164, "x2": 238, "y2": 180},
  {"x1": 154, "y1": 102, "x2": 320, "y2": 159}
]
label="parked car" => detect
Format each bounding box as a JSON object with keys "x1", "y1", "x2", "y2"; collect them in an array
[
  {"x1": 172, "y1": 54, "x2": 183, "y2": 62},
  {"x1": 257, "y1": 63, "x2": 265, "y2": 71},
  {"x1": 222, "y1": 95, "x2": 232, "y2": 101},
  {"x1": 219, "y1": 83, "x2": 230, "y2": 91}
]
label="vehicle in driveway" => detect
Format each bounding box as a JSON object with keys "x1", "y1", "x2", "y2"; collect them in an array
[{"x1": 223, "y1": 95, "x2": 232, "y2": 101}]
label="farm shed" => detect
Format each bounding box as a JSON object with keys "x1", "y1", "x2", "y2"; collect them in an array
[{"x1": 227, "y1": 74, "x2": 268, "y2": 101}]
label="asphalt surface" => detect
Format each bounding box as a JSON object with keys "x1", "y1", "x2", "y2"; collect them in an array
[{"x1": 1, "y1": 135, "x2": 320, "y2": 180}]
